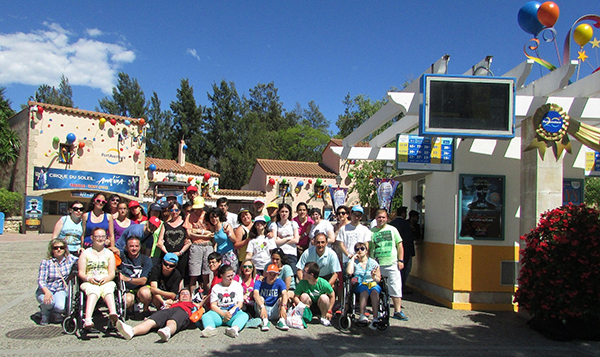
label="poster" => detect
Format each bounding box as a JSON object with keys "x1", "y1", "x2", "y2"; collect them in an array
[
  {"x1": 34, "y1": 167, "x2": 139, "y2": 196},
  {"x1": 458, "y1": 175, "x2": 504, "y2": 240},
  {"x1": 374, "y1": 178, "x2": 399, "y2": 213},
  {"x1": 24, "y1": 196, "x2": 43, "y2": 231},
  {"x1": 563, "y1": 179, "x2": 584, "y2": 205},
  {"x1": 330, "y1": 187, "x2": 348, "y2": 211},
  {"x1": 396, "y1": 134, "x2": 454, "y2": 172}
]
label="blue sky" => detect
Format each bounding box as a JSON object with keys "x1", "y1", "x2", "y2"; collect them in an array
[{"x1": 1, "y1": 1, "x2": 599, "y2": 135}]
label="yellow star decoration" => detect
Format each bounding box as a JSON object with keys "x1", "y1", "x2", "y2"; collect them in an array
[
  {"x1": 591, "y1": 37, "x2": 600, "y2": 48},
  {"x1": 578, "y1": 49, "x2": 588, "y2": 62}
]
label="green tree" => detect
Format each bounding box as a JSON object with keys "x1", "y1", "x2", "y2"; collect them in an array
[
  {"x1": 170, "y1": 78, "x2": 203, "y2": 165},
  {"x1": 302, "y1": 100, "x2": 330, "y2": 135},
  {"x1": 247, "y1": 82, "x2": 294, "y2": 131},
  {"x1": 0, "y1": 88, "x2": 20, "y2": 166},
  {"x1": 98, "y1": 72, "x2": 147, "y2": 118},
  {"x1": 585, "y1": 177, "x2": 600, "y2": 207},
  {"x1": 146, "y1": 92, "x2": 174, "y2": 159},
  {"x1": 348, "y1": 160, "x2": 402, "y2": 214},
  {"x1": 31, "y1": 75, "x2": 74, "y2": 107},
  {"x1": 335, "y1": 93, "x2": 387, "y2": 139},
  {"x1": 272, "y1": 124, "x2": 330, "y2": 162}
]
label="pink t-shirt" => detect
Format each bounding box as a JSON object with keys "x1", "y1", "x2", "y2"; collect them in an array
[{"x1": 294, "y1": 216, "x2": 314, "y2": 248}]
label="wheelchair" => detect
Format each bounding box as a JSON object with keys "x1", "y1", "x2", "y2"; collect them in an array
[
  {"x1": 338, "y1": 275, "x2": 390, "y2": 331},
  {"x1": 62, "y1": 265, "x2": 127, "y2": 338}
]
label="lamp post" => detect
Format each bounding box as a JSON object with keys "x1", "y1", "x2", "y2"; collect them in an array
[
  {"x1": 167, "y1": 169, "x2": 175, "y2": 182},
  {"x1": 383, "y1": 161, "x2": 393, "y2": 176},
  {"x1": 335, "y1": 174, "x2": 342, "y2": 187}
]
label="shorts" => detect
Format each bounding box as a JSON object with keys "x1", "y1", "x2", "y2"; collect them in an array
[
  {"x1": 380, "y1": 264, "x2": 402, "y2": 298},
  {"x1": 148, "y1": 307, "x2": 190, "y2": 333},
  {"x1": 254, "y1": 299, "x2": 282, "y2": 321},
  {"x1": 189, "y1": 243, "x2": 214, "y2": 276},
  {"x1": 81, "y1": 281, "x2": 116, "y2": 298},
  {"x1": 355, "y1": 282, "x2": 382, "y2": 295}
]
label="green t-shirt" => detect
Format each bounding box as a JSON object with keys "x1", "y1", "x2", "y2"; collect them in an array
[
  {"x1": 295, "y1": 277, "x2": 333, "y2": 302},
  {"x1": 370, "y1": 224, "x2": 402, "y2": 266}
]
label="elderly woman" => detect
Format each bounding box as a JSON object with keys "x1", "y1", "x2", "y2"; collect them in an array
[
  {"x1": 78, "y1": 227, "x2": 118, "y2": 329},
  {"x1": 346, "y1": 242, "x2": 381, "y2": 330},
  {"x1": 37, "y1": 238, "x2": 78, "y2": 325}
]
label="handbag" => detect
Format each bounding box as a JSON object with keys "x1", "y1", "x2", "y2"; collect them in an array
[{"x1": 189, "y1": 306, "x2": 205, "y2": 323}]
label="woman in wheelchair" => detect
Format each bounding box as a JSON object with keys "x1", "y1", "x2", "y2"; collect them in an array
[
  {"x1": 345, "y1": 242, "x2": 381, "y2": 329},
  {"x1": 78, "y1": 227, "x2": 119, "y2": 329},
  {"x1": 37, "y1": 238, "x2": 78, "y2": 325}
]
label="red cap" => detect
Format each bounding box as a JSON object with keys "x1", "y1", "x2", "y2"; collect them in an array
[
  {"x1": 266, "y1": 264, "x2": 280, "y2": 273},
  {"x1": 148, "y1": 216, "x2": 161, "y2": 228},
  {"x1": 128, "y1": 201, "x2": 140, "y2": 209},
  {"x1": 186, "y1": 186, "x2": 198, "y2": 193}
]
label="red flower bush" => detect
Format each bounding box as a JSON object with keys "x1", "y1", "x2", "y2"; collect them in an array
[{"x1": 514, "y1": 204, "x2": 600, "y2": 321}]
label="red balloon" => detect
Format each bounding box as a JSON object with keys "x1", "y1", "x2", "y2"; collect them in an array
[
  {"x1": 203, "y1": 173, "x2": 211, "y2": 181},
  {"x1": 139, "y1": 118, "x2": 146, "y2": 126},
  {"x1": 268, "y1": 178, "x2": 276, "y2": 185},
  {"x1": 188, "y1": 176, "x2": 194, "y2": 183},
  {"x1": 537, "y1": 1, "x2": 559, "y2": 27},
  {"x1": 38, "y1": 106, "x2": 44, "y2": 114},
  {"x1": 308, "y1": 179, "x2": 313, "y2": 184},
  {"x1": 78, "y1": 141, "x2": 85, "y2": 149},
  {"x1": 110, "y1": 118, "x2": 117, "y2": 125}
]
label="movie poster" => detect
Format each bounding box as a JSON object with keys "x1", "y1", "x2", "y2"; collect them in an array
[{"x1": 458, "y1": 175, "x2": 504, "y2": 240}]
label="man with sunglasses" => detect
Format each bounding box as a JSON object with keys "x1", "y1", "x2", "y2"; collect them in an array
[
  {"x1": 139, "y1": 253, "x2": 183, "y2": 312},
  {"x1": 336, "y1": 205, "x2": 372, "y2": 265}
]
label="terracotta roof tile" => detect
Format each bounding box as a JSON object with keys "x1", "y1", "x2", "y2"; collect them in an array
[
  {"x1": 257, "y1": 159, "x2": 336, "y2": 178},
  {"x1": 329, "y1": 138, "x2": 370, "y2": 147},
  {"x1": 210, "y1": 189, "x2": 265, "y2": 198},
  {"x1": 146, "y1": 157, "x2": 220, "y2": 177},
  {"x1": 28, "y1": 101, "x2": 144, "y2": 124}
]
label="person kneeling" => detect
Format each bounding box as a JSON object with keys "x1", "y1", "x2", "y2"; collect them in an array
[
  {"x1": 116, "y1": 288, "x2": 203, "y2": 342},
  {"x1": 252, "y1": 264, "x2": 289, "y2": 331},
  {"x1": 293, "y1": 262, "x2": 335, "y2": 326}
]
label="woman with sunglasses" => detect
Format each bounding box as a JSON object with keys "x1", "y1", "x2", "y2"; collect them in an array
[
  {"x1": 237, "y1": 258, "x2": 258, "y2": 317},
  {"x1": 157, "y1": 201, "x2": 191, "y2": 278},
  {"x1": 82, "y1": 193, "x2": 116, "y2": 253},
  {"x1": 37, "y1": 238, "x2": 78, "y2": 325},
  {"x1": 52, "y1": 201, "x2": 84, "y2": 255},
  {"x1": 346, "y1": 242, "x2": 381, "y2": 329},
  {"x1": 104, "y1": 194, "x2": 122, "y2": 218}
]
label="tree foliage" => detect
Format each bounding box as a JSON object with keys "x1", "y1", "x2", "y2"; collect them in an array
[
  {"x1": 0, "y1": 88, "x2": 20, "y2": 166},
  {"x1": 347, "y1": 160, "x2": 402, "y2": 215},
  {"x1": 31, "y1": 75, "x2": 74, "y2": 107},
  {"x1": 170, "y1": 78, "x2": 204, "y2": 165},
  {"x1": 98, "y1": 72, "x2": 147, "y2": 118},
  {"x1": 146, "y1": 92, "x2": 174, "y2": 160}
]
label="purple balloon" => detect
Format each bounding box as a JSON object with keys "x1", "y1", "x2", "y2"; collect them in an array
[{"x1": 518, "y1": 1, "x2": 544, "y2": 36}]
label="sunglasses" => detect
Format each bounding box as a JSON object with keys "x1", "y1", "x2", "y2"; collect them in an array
[
  {"x1": 242, "y1": 265, "x2": 254, "y2": 269},
  {"x1": 111, "y1": 198, "x2": 120, "y2": 202},
  {"x1": 337, "y1": 211, "x2": 348, "y2": 215},
  {"x1": 355, "y1": 246, "x2": 367, "y2": 252},
  {"x1": 163, "y1": 261, "x2": 177, "y2": 268},
  {"x1": 71, "y1": 207, "x2": 83, "y2": 212},
  {"x1": 95, "y1": 199, "x2": 107, "y2": 205},
  {"x1": 52, "y1": 246, "x2": 65, "y2": 251},
  {"x1": 170, "y1": 208, "x2": 180, "y2": 212}
]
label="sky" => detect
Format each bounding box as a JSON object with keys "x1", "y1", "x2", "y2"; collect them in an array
[{"x1": 1, "y1": 1, "x2": 600, "y2": 135}]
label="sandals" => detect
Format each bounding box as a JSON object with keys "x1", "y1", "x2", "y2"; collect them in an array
[{"x1": 83, "y1": 319, "x2": 94, "y2": 330}]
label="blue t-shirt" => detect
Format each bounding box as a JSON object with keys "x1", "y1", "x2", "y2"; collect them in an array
[
  {"x1": 254, "y1": 278, "x2": 287, "y2": 307},
  {"x1": 115, "y1": 223, "x2": 146, "y2": 251},
  {"x1": 120, "y1": 251, "x2": 153, "y2": 290},
  {"x1": 214, "y1": 225, "x2": 234, "y2": 254}
]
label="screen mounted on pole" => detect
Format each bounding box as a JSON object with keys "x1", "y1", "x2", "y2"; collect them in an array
[{"x1": 420, "y1": 74, "x2": 515, "y2": 139}]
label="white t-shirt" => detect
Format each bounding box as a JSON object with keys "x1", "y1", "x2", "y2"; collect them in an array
[
  {"x1": 247, "y1": 235, "x2": 276, "y2": 269},
  {"x1": 309, "y1": 220, "x2": 334, "y2": 240},
  {"x1": 336, "y1": 223, "x2": 372, "y2": 263},
  {"x1": 210, "y1": 280, "x2": 244, "y2": 310},
  {"x1": 276, "y1": 220, "x2": 299, "y2": 256},
  {"x1": 226, "y1": 212, "x2": 239, "y2": 229}
]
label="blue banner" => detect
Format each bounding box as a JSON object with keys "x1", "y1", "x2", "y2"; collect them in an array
[{"x1": 34, "y1": 167, "x2": 139, "y2": 196}]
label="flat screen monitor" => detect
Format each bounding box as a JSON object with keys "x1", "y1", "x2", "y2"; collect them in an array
[{"x1": 420, "y1": 74, "x2": 515, "y2": 138}]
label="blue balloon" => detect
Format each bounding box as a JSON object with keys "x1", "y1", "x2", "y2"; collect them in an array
[
  {"x1": 149, "y1": 164, "x2": 157, "y2": 171},
  {"x1": 518, "y1": 1, "x2": 544, "y2": 36},
  {"x1": 124, "y1": 120, "x2": 131, "y2": 126},
  {"x1": 297, "y1": 180, "x2": 304, "y2": 187},
  {"x1": 66, "y1": 133, "x2": 76, "y2": 144},
  {"x1": 183, "y1": 144, "x2": 188, "y2": 150}
]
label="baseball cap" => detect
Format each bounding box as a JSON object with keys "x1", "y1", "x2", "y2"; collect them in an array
[
  {"x1": 159, "y1": 200, "x2": 170, "y2": 209},
  {"x1": 266, "y1": 202, "x2": 278, "y2": 209},
  {"x1": 254, "y1": 197, "x2": 265, "y2": 204},
  {"x1": 128, "y1": 201, "x2": 140, "y2": 209},
  {"x1": 163, "y1": 252, "x2": 179, "y2": 264},
  {"x1": 186, "y1": 185, "x2": 198, "y2": 193},
  {"x1": 148, "y1": 216, "x2": 161, "y2": 228},
  {"x1": 266, "y1": 264, "x2": 280, "y2": 273},
  {"x1": 238, "y1": 207, "x2": 250, "y2": 214},
  {"x1": 351, "y1": 205, "x2": 364, "y2": 214},
  {"x1": 149, "y1": 203, "x2": 161, "y2": 212},
  {"x1": 192, "y1": 196, "x2": 205, "y2": 210},
  {"x1": 254, "y1": 215, "x2": 266, "y2": 223}
]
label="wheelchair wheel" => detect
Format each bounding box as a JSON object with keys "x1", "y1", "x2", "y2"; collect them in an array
[
  {"x1": 376, "y1": 319, "x2": 389, "y2": 331},
  {"x1": 62, "y1": 317, "x2": 78, "y2": 335},
  {"x1": 339, "y1": 314, "x2": 352, "y2": 331}
]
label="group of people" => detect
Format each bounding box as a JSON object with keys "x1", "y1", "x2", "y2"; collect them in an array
[{"x1": 37, "y1": 186, "x2": 416, "y2": 341}]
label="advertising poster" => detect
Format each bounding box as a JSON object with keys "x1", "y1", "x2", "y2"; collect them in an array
[
  {"x1": 374, "y1": 178, "x2": 399, "y2": 213},
  {"x1": 24, "y1": 196, "x2": 43, "y2": 231},
  {"x1": 396, "y1": 134, "x2": 454, "y2": 171},
  {"x1": 34, "y1": 167, "x2": 139, "y2": 196},
  {"x1": 563, "y1": 179, "x2": 584, "y2": 205},
  {"x1": 329, "y1": 187, "x2": 348, "y2": 211},
  {"x1": 458, "y1": 175, "x2": 504, "y2": 240}
]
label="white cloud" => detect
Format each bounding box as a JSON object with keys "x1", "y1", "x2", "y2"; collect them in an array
[
  {"x1": 187, "y1": 48, "x2": 201, "y2": 61},
  {"x1": 86, "y1": 28, "x2": 103, "y2": 37},
  {"x1": 0, "y1": 23, "x2": 135, "y2": 94}
]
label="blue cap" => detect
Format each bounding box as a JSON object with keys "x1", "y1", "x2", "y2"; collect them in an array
[
  {"x1": 351, "y1": 205, "x2": 364, "y2": 214},
  {"x1": 163, "y1": 252, "x2": 179, "y2": 264}
]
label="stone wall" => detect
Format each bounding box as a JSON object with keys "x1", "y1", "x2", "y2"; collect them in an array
[{"x1": 4, "y1": 216, "x2": 21, "y2": 233}]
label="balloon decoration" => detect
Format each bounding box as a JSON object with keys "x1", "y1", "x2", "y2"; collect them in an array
[
  {"x1": 196, "y1": 179, "x2": 201, "y2": 184},
  {"x1": 297, "y1": 180, "x2": 304, "y2": 187},
  {"x1": 281, "y1": 178, "x2": 287, "y2": 184},
  {"x1": 183, "y1": 144, "x2": 188, "y2": 150},
  {"x1": 52, "y1": 136, "x2": 60, "y2": 144},
  {"x1": 316, "y1": 178, "x2": 323, "y2": 185},
  {"x1": 78, "y1": 141, "x2": 85, "y2": 149},
  {"x1": 308, "y1": 179, "x2": 313, "y2": 184},
  {"x1": 38, "y1": 106, "x2": 44, "y2": 114},
  {"x1": 134, "y1": 149, "x2": 141, "y2": 156},
  {"x1": 203, "y1": 173, "x2": 211, "y2": 181},
  {"x1": 99, "y1": 117, "x2": 106, "y2": 125},
  {"x1": 348, "y1": 172, "x2": 355, "y2": 179},
  {"x1": 268, "y1": 178, "x2": 276, "y2": 185},
  {"x1": 518, "y1": 1, "x2": 544, "y2": 36},
  {"x1": 124, "y1": 120, "x2": 131, "y2": 126},
  {"x1": 139, "y1": 118, "x2": 145, "y2": 126},
  {"x1": 149, "y1": 164, "x2": 157, "y2": 171},
  {"x1": 110, "y1": 118, "x2": 117, "y2": 125},
  {"x1": 574, "y1": 23, "x2": 593, "y2": 47},
  {"x1": 537, "y1": 1, "x2": 559, "y2": 27},
  {"x1": 188, "y1": 177, "x2": 194, "y2": 183},
  {"x1": 66, "y1": 133, "x2": 76, "y2": 144}
]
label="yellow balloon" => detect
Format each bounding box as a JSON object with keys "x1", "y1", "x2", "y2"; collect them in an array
[
  {"x1": 574, "y1": 23, "x2": 594, "y2": 47},
  {"x1": 99, "y1": 117, "x2": 106, "y2": 124}
]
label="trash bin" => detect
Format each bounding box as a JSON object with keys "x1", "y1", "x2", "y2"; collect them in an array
[{"x1": 0, "y1": 212, "x2": 4, "y2": 235}]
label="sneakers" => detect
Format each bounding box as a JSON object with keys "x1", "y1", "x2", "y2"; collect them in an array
[
  {"x1": 358, "y1": 314, "x2": 369, "y2": 324},
  {"x1": 261, "y1": 319, "x2": 270, "y2": 331},
  {"x1": 368, "y1": 319, "x2": 379, "y2": 330},
  {"x1": 276, "y1": 318, "x2": 289, "y2": 331},
  {"x1": 201, "y1": 327, "x2": 217, "y2": 338},
  {"x1": 246, "y1": 317, "x2": 262, "y2": 328},
  {"x1": 40, "y1": 314, "x2": 49, "y2": 326},
  {"x1": 116, "y1": 320, "x2": 134, "y2": 340},
  {"x1": 225, "y1": 327, "x2": 239, "y2": 338},
  {"x1": 157, "y1": 327, "x2": 171, "y2": 342},
  {"x1": 320, "y1": 317, "x2": 331, "y2": 326},
  {"x1": 393, "y1": 310, "x2": 409, "y2": 321}
]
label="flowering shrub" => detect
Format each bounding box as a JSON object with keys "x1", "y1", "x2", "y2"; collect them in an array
[{"x1": 514, "y1": 204, "x2": 600, "y2": 321}]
